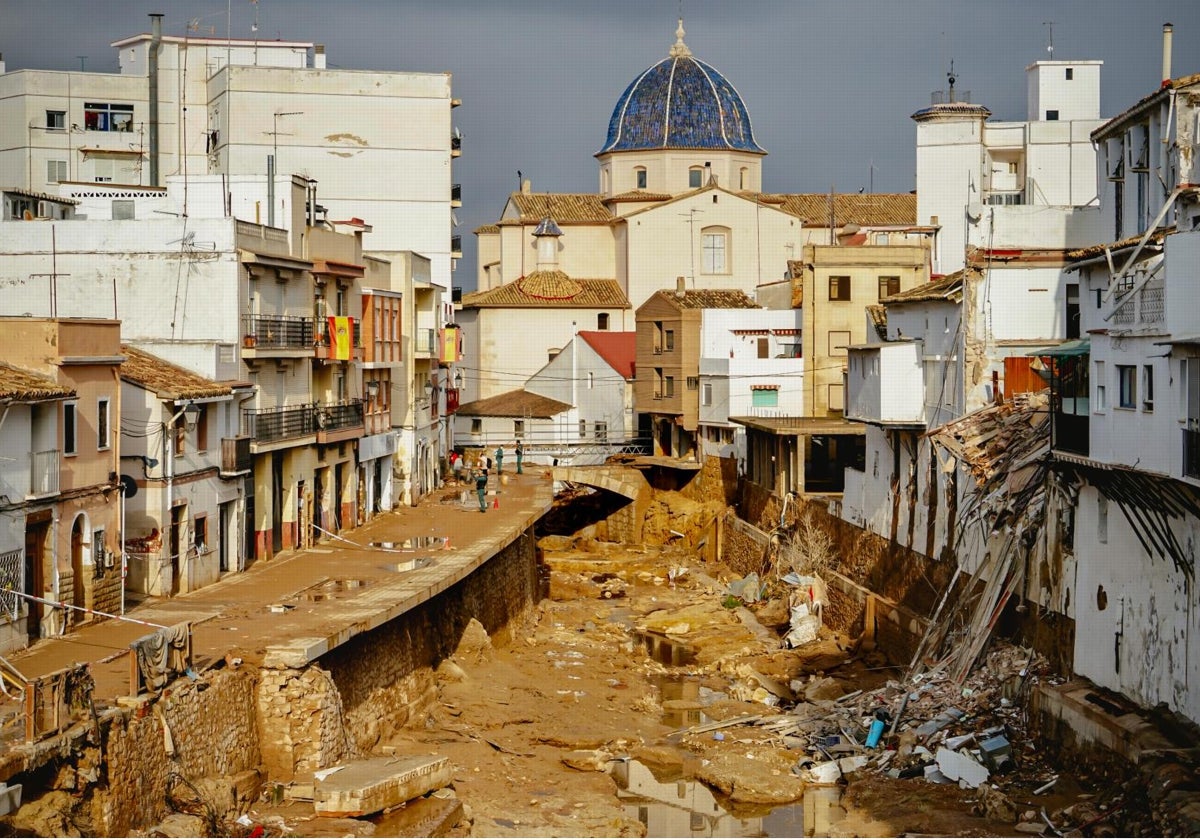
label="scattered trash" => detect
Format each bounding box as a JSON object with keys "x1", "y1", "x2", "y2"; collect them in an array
[{"x1": 935, "y1": 747, "x2": 990, "y2": 789}]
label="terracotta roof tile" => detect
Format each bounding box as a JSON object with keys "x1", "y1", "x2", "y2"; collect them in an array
[
  {"x1": 460, "y1": 274, "x2": 630, "y2": 309},
  {"x1": 755, "y1": 193, "x2": 917, "y2": 226},
  {"x1": 456, "y1": 389, "x2": 572, "y2": 418},
  {"x1": 508, "y1": 193, "x2": 614, "y2": 224},
  {"x1": 473, "y1": 224, "x2": 500, "y2": 235},
  {"x1": 0, "y1": 364, "x2": 73, "y2": 401},
  {"x1": 882, "y1": 267, "x2": 978, "y2": 303},
  {"x1": 1067, "y1": 228, "x2": 1171, "y2": 261},
  {"x1": 648, "y1": 288, "x2": 760, "y2": 310},
  {"x1": 1094, "y1": 74, "x2": 1200, "y2": 140},
  {"x1": 604, "y1": 190, "x2": 673, "y2": 203},
  {"x1": 120, "y1": 345, "x2": 232, "y2": 401},
  {"x1": 579, "y1": 331, "x2": 636, "y2": 380}
]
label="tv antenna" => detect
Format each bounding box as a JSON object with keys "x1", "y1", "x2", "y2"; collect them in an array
[{"x1": 1043, "y1": 21, "x2": 1055, "y2": 58}]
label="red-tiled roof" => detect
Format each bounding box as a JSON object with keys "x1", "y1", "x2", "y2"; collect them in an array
[
  {"x1": 120, "y1": 345, "x2": 231, "y2": 400},
  {"x1": 0, "y1": 364, "x2": 72, "y2": 401},
  {"x1": 579, "y1": 331, "x2": 636, "y2": 380},
  {"x1": 456, "y1": 389, "x2": 572, "y2": 418},
  {"x1": 460, "y1": 275, "x2": 630, "y2": 309}
]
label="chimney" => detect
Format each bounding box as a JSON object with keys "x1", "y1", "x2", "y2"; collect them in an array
[
  {"x1": 314, "y1": 44, "x2": 326, "y2": 69},
  {"x1": 1162, "y1": 23, "x2": 1174, "y2": 88},
  {"x1": 149, "y1": 13, "x2": 163, "y2": 186},
  {"x1": 675, "y1": 275, "x2": 686, "y2": 297},
  {"x1": 521, "y1": 178, "x2": 531, "y2": 194}
]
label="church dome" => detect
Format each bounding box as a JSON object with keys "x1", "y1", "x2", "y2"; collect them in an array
[{"x1": 598, "y1": 21, "x2": 765, "y2": 156}]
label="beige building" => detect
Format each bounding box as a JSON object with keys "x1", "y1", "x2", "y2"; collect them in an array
[
  {"x1": 635, "y1": 286, "x2": 760, "y2": 459},
  {"x1": 1, "y1": 318, "x2": 124, "y2": 638},
  {"x1": 791, "y1": 242, "x2": 932, "y2": 417}
]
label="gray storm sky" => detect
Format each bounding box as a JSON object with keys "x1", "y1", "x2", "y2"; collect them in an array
[{"x1": 4, "y1": 0, "x2": 1200, "y2": 290}]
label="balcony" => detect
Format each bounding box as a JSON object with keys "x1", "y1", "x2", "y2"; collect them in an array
[
  {"x1": 451, "y1": 235, "x2": 462, "y2": 257},
  {"x1": 314, "y1": 399, "x2": 364, "y2": 444},
  {"x1": 1111, "y1": 284, "x2": 1165, "y2": 328},
  {"x1": 414, "y1": 328, "x2": 437, "y2": 356},
  {"x1": 243, "y1": 404, "x2": 316, "y2": 445},
  {"x1": 845, "y1": 342, "x2": 925, "y2": 427},
  {"x1": 451, "y1": 135, "x2": 462, "y2": 157},
  {"x1": 30, "y1": 449, "x2": 60, "y2": 497},
  {"x1": 313, "y1": 317, "x2": 363, "y2": 361},
  {"x1": 219, "y1": 436, "x2": 252, "y2": 477},
  {"x1": 241, "y1": 315, "x2": 313, "y2": 355},
  {"x1": 984, "y1": 190, "x2": 1026, "y2": 206},
  {"x1": 451, "y1": 183, "x2": 462, "y2": 207}
]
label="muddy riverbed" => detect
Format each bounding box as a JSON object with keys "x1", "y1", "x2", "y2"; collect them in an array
[{"x1": 237, "y1": 538, "x2": 1080, "y2": 837}]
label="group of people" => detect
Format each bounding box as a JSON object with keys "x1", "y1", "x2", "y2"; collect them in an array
[{"x1": 447, "y1": 442, "x2": 525, "y2": 513}]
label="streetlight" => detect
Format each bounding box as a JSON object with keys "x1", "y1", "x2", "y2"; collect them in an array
[{"x1": 454, "y1": 370, "x2": 464, "y2": 389}]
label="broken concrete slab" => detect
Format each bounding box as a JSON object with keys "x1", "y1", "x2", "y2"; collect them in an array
[
  {"x1": 935, "y1": 747, "x2": 990, "y2": 789},
  {"x1": 313, "y1": 755, "x2": 453, "y2": 817}
]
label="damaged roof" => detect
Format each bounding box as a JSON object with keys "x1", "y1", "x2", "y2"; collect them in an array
[
  {"x1": 882, "y1": 267, "x2": 979, "y2": 304},
  {"x1": 1093, "y1": 73, "x2": 1200, "y2": 140},
  {"x1": 455, "y1": 389, "x2": 572, "y2": 418},
  {"x1": 0, "y1": 364, "x2": 73, "y2": 401},
  {"x1": 120, "y1": 345, "x2": 232, "y2": 401},
  {"x1": 1066, "y1": 228, "x2": 1171, "y2": 261}
]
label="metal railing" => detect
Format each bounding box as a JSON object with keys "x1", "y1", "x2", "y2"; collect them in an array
[
  {"x1": 451, "y1": 183, "x2": 461, "y2": 203},
  {"x1": 313, "y1": 317, "x2": 363, "y2": 349},
  {"x1": 415, "y1": 328, "x2": 437, "y2": 354},
  {"x1": 30, "y1": 449, "x2": 59, "y2": 496},
  {"x1": 316, "y1": 399, "x2": 364, "y2": 433},
  {"x1": 243, "y1": 404, "x2": 317, "y2": 444},
  {"x1": 242, "y1": 314, "x2": 313, "y2": 349},
  {"x1": 0, "y1": 549, "x2": 22, "y2": 621}
]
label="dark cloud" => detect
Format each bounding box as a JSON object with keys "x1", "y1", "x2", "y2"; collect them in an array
[{"x1": 4, "y1": 1, "x2": 1199, "y2": 289}]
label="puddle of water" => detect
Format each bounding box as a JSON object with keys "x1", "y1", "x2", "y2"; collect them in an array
[
  {"x1": 635, "y1": 629, "x2": 697, "y2": 666},
  {"x1": 299, "y1": 578, "x2": 370, "y2": 601},
  {"x1": 371, "y1": 536, "x2": 448, "y2": 551},
  {"x1": 651, "y1": 675, "x2": 711, "y2": 729},
  {"x1": 612, "y1": 760, "x2": 846, "y2": 837},
  {"x1": 384, "y1": 557, "x2": 433, "y2": 573}
]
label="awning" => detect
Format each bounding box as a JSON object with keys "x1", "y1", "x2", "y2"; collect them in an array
[{"x1": 1027, "y1": 338, "x2": 1090, "y2": 357}]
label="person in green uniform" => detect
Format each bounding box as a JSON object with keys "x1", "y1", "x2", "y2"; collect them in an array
[
  {"x1": 475, "y1": 469, "x2": 488, "y2": 512},
  {"x1": 495, "y1": 445, "x2": 505, "y2": 477},
  {"x1": 515, "y1": 440, "x2": 524, "y2": 475}
]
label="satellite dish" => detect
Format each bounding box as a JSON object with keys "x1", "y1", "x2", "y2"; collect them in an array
[
  {"x1": 966, "y1": 202, "x2": 985, "y2": 223},
  {"x1": 119, "y1": 474, "x2": 138, "y2": 498}
]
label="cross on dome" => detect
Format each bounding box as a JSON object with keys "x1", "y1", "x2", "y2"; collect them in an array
[{"x1": 669, "y1": 18, "x2": 691, "y2": 58}]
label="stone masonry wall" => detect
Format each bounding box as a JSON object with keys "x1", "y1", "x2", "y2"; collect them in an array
[
  {"x1": 92, "y1": 668, "x2": 260, "y2": 836},
  {"x1": 256, "y1": 666, "x2": 353, "y2": 782}
]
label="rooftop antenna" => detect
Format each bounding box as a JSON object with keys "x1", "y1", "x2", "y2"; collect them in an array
[
  {"x1": 1043, "y1": 21, "x2": 1055, "y2": 58},
  {"x1": 76, "y1": 56, "x2": 87, "y2": 71},
  {"x1": 947, "y1": 59, "x2": 957, "y2": 103},
  {"x1": 516, "y1": 169, "x2": 522, "y2": 191}
]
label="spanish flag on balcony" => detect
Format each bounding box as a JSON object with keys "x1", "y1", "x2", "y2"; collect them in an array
[{"x1": 329, "y1": 316, "x2": 352, "y2": 360}]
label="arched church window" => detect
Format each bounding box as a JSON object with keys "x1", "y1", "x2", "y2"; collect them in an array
[
  {"x1": 635, "y1": 167, "x2": 647, "y2": 190},
  {"x1": 689, "y1": 167, "x2": 704, "y2": 189},
  {"x1": 701, "y1": 226, "x2": 730, "y2": 274},
  {"x1": 739, "y1": 167, "x2": 749, "y2": 190}
]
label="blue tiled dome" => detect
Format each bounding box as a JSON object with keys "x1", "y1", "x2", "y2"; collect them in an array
[{"x1": 599, "y1": 26, "x2": 764, "y2": 155}]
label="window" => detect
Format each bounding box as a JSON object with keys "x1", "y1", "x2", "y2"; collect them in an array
[
  {"x1": 194, "y1": 516, "x2": 207, "y2": 553},
  {"x1": 757, "y1": 338, "x2": 769, "y2": 359},
  {"x1": 92, "y1": 158, "x2": 114, "y2": 183},
  {"x1": 751, "y1": 387, "x2": 779, "y2": 408},
  {"x1": 597, "y1": 312, "x2": 609, "y2": 331},
  {"x1": 64, "y1": 402, "x2": 77, "y2": 455},
  {"x1": 686, "y1": 376, "x2": 699, "y2": 390},
  {"x1": 471, "y1": 418, "x2": 482, "y2": 435},
  {"x1": 653, "y1": 321, "x2": 663, "y2": 353},
  {"x1": 588, "y1": 371, "x2": 594, "y2": 389},
  {"x1": 739, "y1": 167, "x2": 749, "y2": 190},
  {"x1": 514, "y1": 419, "x2": 524, "y2": 439},
  {"x1": 1094, "y1": 361, "x2": 1106, "y2": 411},
  {"x1": 780, "y1": 343, "x2": 801, "y2": 358},
  {"x1": 828, "y1": 330, "x2": 851, "y2": 356},
  {"x1": 878, "y1": 276, "x2": 900, "y2": 299},
  {"x1": 112, "y1": 200, "x2": 135, "y2": 220},
  {"x1": 84, "y1": 102, "x2": 134, "y2": 132},
  {"x1": 654, "y1": 368, "x2": 663, "y2": 397},
  {"x1": 664, "y1": 330, "x2": 675, "y2": 351},
  {"x1": 688, "y1": 167, "x2": 703, "y2": 188},
  {"x1": 93, "y1": 529, "x2": 106, "y2": 578},
  {"x1": 46, "y1": 110, "x2": 66, "y2": 131},
  {"x1": 196, "y1": 405, "x2": 208, "y2": 452},
  {"x1": 594, "y1": 421, "x2": 608, "y2": 442},
  {"x1": 1117, "y1": 365, "x2": 1136, "y2": 408},
  {"x1": 702, "y1": 229, "x2": 727, "y2": 273},
  {"x1": 664, "y1": 376, "x2": 675, "y2": 397},
  {"x1": 1143, "y1": 364, "x2": 1154, "y2": 411},
  {"x1": 702, "y1": 382, "x2": 713, "y2": 406},
  {"x1": 46, "y1": 160, "x2": 67, "y2": 184},
  {"x1": 97, "y1": 398, "x2": 110, "y2": 449},
  {"x1": 829, "y1": 276, "x2": 851, "y2": 301},
  {"x1": 174, "y1": 416, "x2": 186, "y2": 457},
  {"x1": 635, "y1": 168, "x2": 647, "y2": 189},
  {"x1": 578, "y1": 420, "x2": 587, "y2": 438},
  {"x1": 1045, "y1": 110, "x2": 1059, "y2": 121},
  {"x1": 1065, "y1": 68, "x2": 1074, "y2": 80}
]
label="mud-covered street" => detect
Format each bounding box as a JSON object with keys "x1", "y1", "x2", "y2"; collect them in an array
[{"x1": 239, "y1": 533, "x2": 1126, "y2": 838}]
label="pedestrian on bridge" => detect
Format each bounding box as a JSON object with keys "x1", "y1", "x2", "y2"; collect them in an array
[{"x1": 515, "y1": 440, "x2": 524, "y2": 474}]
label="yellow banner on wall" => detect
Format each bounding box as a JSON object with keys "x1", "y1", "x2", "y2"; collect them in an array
[{"x1": 329, "y1": 316, "x2": 352, "y2": 360}]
